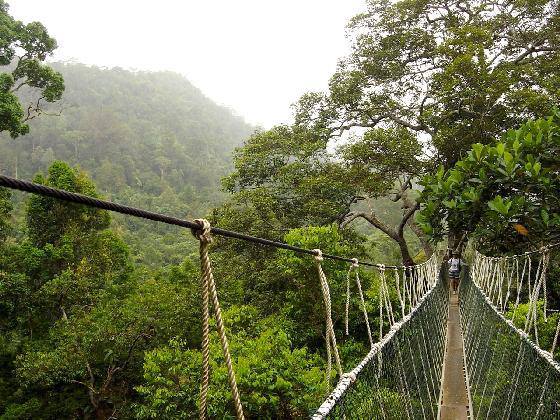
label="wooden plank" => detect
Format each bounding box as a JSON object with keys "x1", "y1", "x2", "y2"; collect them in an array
[{"x1": 439, "y1": 292, "x2": 470, "y2": 419}]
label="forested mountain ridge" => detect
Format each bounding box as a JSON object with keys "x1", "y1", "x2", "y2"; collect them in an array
[{"x1": 0, "y1": 63, "x2": 254, "y2": 264}]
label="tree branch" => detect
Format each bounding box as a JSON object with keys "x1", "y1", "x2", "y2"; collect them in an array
[
  {"x1": 341, "y1": 211, "x2": 399, "y2": 240},
  {"x1": 398, "y1": 202, "x2": 419, "y2": 236}
]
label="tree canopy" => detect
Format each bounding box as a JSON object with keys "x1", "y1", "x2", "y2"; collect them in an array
[
  {"x1": 1, "y1": 0, "x2": 559, "y2": 417},
  {"x1": 221, "y1": 0, "x2": 560, "y2": 264},
  {"x1": 1, "y1": 62, "x2": 253, "y2": 266},
  {"x1": 0, "y1": 0, "x2": 64, "y2": 138},
  {"x1": 419, "y1": 109, "x2": 560, "y2": 253},
  {"x1": 295, "y1": 0, "x2": 560, "y2": 166}
]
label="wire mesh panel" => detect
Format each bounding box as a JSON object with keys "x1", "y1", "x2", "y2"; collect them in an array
[
  {"x1": 312, "y1": 270, "x2": 448, "y2": 419},
  {"x1": 460, "y1": 273, "x2": 560, "y2": 419}
]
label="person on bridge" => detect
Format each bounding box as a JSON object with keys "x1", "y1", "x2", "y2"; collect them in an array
[{"x1": 448, "y1": 252, "x2": 464, "y2": 294}]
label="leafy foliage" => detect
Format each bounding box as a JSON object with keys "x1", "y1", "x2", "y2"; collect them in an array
[
  {"x1": 0, "y1": 161, "x2": 389, "y2": 418},
  {"x1": 0, "y1": 0, "x2": 64, "y2": 137},
  {"x1": 419, "y1": 110, "x2": 560, "y2": 253},
  {"x1": 222, "y1": 122, "x2": 428, "y2": 265},
  {"x1": 0, "y1": 187, "x2": 11, "y2": 242},
  {"x1": 295, "y1": 0, "x2": 560, "y2": 166},
  {"x1": 135, "y1": 307, "x2": 327, "y2": 419},
  {"x1": 0, "y1": 62, "x2": 253, "y2": 266}
]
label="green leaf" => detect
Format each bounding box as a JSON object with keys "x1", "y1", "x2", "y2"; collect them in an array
[
  {"x1": 443, "y1": 200, "x2": 456, "y2": 209},
  {"x1": 496, "y1": 143, "x2": 505, "y2": 156},
  {"x1": 472, "y1": 143, "x2": 484, "y2": 160},
  {"x1": 488, "y1": 196, "x2": 511, "y2": 216},
  {"x1": 512, "y1": 139, "x2": 521, "y2": 153},
  {"x1": 541, "y1": 209, "x2": 549, "y2": 226}
]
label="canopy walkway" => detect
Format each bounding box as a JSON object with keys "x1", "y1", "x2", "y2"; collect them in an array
[{"x1": 1, "y1": 174, "x2": 559, "y2": 419}]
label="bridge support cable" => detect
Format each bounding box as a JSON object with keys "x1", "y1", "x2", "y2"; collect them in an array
[
  {"x1": 312, "y1": 254, "x2": 447, "y2": 419},
  {"x1": 0, "y1": 174, "x2": 404, "y2": 269},
  {"x1": 461, "y1": 244, "x2": 560, "y2": 419}
]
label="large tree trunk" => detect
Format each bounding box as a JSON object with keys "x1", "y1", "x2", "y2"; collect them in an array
[
  {"x1": 397, "y1": 236, "x2": 415, "y2": 266},
  {"x1": 407, "y1": 218, "x2": 433, "y2": 257}
]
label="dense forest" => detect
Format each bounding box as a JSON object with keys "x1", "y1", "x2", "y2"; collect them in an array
[
  {"x1": 0, "y1": 63, "x2": 254, "y2": 266},
  {"x1": 1, "y1": 0, "x2": 560, "y2": 418}
]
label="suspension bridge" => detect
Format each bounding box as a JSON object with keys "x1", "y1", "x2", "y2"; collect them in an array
[{"x1": 1, "y1": 174, "x2": 559, "y2": 419}]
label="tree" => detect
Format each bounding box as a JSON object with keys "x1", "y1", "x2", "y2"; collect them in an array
[
  {"x1": 135, "y1": 306, "x2": 327, "y2": 419},
  {"x1": 1, "y1": 62, "x2": 253, "y2": 267},
  {"x1": 225, "y1": 0, "x2": 560, "y2": 263},
  {"x1": 0, "y1": 187, "x2": 11, "y2": 242},
  {"x1": 0, "y1": 0, "x2": 64, "y2": 138},
  {"x1": 296, "y1": 0, "x2": 560, "y2": 166},
  {"x1": 419, "y1": 109, "x2": 560, "y2": 254},
  {"x1": 0, "y1": 162, "x2": 133, "y2": 416},
  {"x1": 26, "y1": 161, "x2": 110, "y2": 247},
  {"x1": 223, "y1": 110, "x2": 430, "y2": 265}
]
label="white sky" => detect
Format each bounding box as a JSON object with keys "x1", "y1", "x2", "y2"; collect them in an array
[{"x1": 10, "y1": 0, "x2": 365, "y2": 128}]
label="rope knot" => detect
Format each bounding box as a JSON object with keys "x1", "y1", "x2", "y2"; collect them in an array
[
  {"x1": 191, "y1": 218, "x2": 213, "y2": 244},
  {"x1": 351, "y1": 258, "x2": 359, "y2": 268},
  {"x1": 378, "y1": 264, "x2": 385, "y2": 272},
  {"x1": 313, "y1": 249, "x2": 324, "y2": 262}
]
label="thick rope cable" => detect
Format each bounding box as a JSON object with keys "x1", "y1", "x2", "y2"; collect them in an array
[
  {"x1": 192, "y1": 219, "x2": 244, "y2": 420},
  {"x1": 0, "y1": 174, "x2": 412, "y2": 269},
  {"x1": 313, "y1": 249, "x2": 343, "y2": 392}
]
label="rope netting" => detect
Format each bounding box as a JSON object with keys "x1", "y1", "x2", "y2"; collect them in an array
[
  {"x1": 462, "y1": 244, "x2": 560, "y2": 419},
  {"x1": 312, "y1": 252, "x2": 447, "y2": 419}
]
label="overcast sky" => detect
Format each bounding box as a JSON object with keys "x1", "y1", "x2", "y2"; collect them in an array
[{"x1": 10, "y1": 0, "x2": 365, "y2": 128}]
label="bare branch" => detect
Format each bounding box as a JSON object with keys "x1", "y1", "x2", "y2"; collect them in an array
[
  {"x1": 398, "y1": 202, "x2": 419, "y2": 236},
  {"x1": 341, "y1": 211, "x2": 399, "y2": 240}
]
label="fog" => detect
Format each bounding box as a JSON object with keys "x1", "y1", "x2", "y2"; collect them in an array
[{"x1": 10, "y1": 0, "x2": 364, "y2": 128}]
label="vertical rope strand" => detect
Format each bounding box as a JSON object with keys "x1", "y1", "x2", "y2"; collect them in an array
[
  {"x1": 192, "y1": 219, "x2": 245, "y2": 420},
  {"x1": 313, "y1": 249, "x2": 343, "y2": 392}
]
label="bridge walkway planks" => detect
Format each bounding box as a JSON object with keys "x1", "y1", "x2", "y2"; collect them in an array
[{"x1": 439, "y1": 291, "x2": 470, "y2": 420}]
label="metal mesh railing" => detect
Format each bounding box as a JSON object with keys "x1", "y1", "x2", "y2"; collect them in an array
[
  {"x1": 312, "y1": 268, "x2": 448, "y2": 419},
  {"x1": 460, "y1": 272, "x2": 560, "y2": 419}
]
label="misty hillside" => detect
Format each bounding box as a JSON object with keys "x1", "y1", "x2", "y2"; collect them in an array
[{"x1": 0, "y1": 63, "x2": 254, "y2": 264}]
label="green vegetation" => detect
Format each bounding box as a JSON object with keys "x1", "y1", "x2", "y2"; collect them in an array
[
  {"x1": 1, "y1": 62, "x2": 253, "y2": 266},
  {"x1": 0, "y1": 169, "x2": 383, "y2": 417},
  {"x1": 136, "y1": 308, "x2": 326, "y2": 419},
  {"x1": 420, "y1": 110, "x2": 560, "y2": 254},
  {"x1": 223, "y1": 0, "x2": 560, "y2": 262},
  {"x1": 0, "y1": 0, "x2": 64, "y2": 138},
  {"x1": 1, "y1": 0, "x2": 560, "y2": 418}
]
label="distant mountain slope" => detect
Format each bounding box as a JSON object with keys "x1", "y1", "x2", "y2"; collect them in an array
[{"x1": 0, "y1": 63, "x2": 254, "y2": 265}]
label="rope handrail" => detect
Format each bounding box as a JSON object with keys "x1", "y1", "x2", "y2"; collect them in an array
[
  {"x1": 472, "y1": 242, "x2": 560, "y2": 259},
  {"x1": 0, "y1": 174, "x2": 425, "y2": 270},
  {"x1": 469, "y1": 277, "x2": 560, "y2": 374},
  {"x1": 460, "y1": 266, "x2": 560, "y2": 419},
  {"x1": 312, "y1": 267, "x2": 443, "y2": 419}
]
